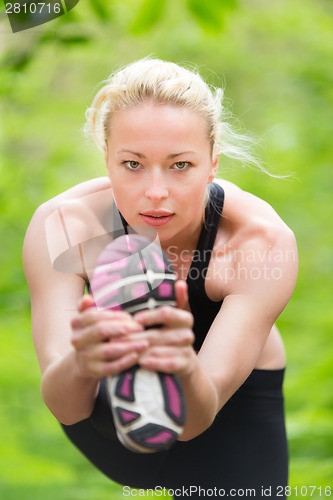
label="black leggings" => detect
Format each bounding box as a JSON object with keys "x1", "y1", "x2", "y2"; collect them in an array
[{"x1": 62, "y1": 369, "x2": 288, "y2": 499}]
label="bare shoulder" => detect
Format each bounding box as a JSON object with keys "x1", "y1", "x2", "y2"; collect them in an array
[
  {"x1": 215, "y1": 178, "x2": 294, "y2": 234},
  {"x1": 23, "y1": 177, "x2": 114, "y2": 277},
  {"x1": 208, "y1": 179, "x2": 298, "y2": 300},
  {"x1": 22, "y1": 179, "x2": 113, "y2": 372},
  {"x1": 25, "y1": 177, "x2": 112, "y2": 234},
  {"x1": 28, "y1": 176, "x2": 112, "y2": 219}
]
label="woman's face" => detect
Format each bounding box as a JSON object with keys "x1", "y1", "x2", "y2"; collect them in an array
[{"x1": 105, "y1": 101, "x2": 218, "y2": 248}]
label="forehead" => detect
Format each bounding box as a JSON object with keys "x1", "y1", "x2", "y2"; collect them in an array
[{"x1": 108, "y1": 102, "x2": 210, "y2": 149}]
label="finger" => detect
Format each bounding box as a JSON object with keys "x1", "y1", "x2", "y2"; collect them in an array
[
  {"x1": 77, "y1": 294, "x2": 95, "y2": 313},
  {"x1": 175, "y1": 280, "x2": 189, "y2": 309},
  {"x1": 102, "y1": 352, "x2": 141, "y2": 377},
  {"x1": 71, "y1": 320, "x2": 144, "y2": 349},
  {"x1": 83, "y1": 351, "x2": 141, "y2": 379},
  {"x1": 127, "y1": 328, "x2": 194, "y2": 347},
  {"x1": 75, "y1": 341, "x2": 149, "y2": 377},
  {"x1": 71, "y1": 307, "x2": 138, "y2": 330},
  {"x1": 139, "y1": 346, "x2": 194, "y2": 374},
  {"x1": 96, "y1": 339, "x2": 149, "y2": 361},
  {"x1": 134, "y1": 306, "x2": 193, "y2": 329}
]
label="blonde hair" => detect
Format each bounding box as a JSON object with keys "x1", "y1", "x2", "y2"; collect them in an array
[{"x1": 84, "y1": 58, "x2": 260, "y2": 169}]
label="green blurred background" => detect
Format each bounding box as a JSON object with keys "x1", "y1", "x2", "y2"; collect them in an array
[{"x1": 0, "y1": 1, "x2": 332, "y2": 498}]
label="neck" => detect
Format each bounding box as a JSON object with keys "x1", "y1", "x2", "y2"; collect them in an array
[{"x1": 161, "y1": 212, "x2": 204, "y2": 259}]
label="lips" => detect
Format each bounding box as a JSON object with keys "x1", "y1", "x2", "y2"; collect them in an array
[{"x1": 140, "y1": 211, "x2": 174, "y2": 227}]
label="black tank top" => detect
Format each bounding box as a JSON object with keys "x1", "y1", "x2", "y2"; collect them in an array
[
  {"x1": 186, "y1": 182, "x2": 224, "y2": 351},
  {"x1": 116, "y1": 182, "x2": 225, "y2": 352}
]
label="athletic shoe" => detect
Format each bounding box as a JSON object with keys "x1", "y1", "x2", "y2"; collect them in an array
[{"x1": 90, "y1": 234, "x2": 186, "y2": 453}]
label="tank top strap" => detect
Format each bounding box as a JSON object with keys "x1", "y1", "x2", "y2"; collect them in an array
[
  {"x1": 187, "y1": 182, "x2": 225, "y2": 285},
  {"x1": 198, "y1": 182, "x2": 224, "y2": 256},
  {"x1": 186, "y1": 182, "x2": 225, "y2": 351}
]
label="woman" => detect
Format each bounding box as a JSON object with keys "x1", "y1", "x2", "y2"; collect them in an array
[{"x1": 23, "y1": 59, "x2": 297, "y2": 498}]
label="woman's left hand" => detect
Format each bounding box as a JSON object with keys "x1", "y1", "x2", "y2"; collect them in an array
[{"x1": 132, "y1": 280, "x2": 196, "y2": 376}]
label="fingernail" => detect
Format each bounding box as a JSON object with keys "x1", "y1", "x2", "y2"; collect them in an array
[{"x1": 136, "y1": 341, "x2": 149, "y2": 349}]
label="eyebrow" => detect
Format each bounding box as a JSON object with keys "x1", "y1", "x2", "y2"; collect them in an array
[{"x1": 117, "y1": 149, "x2": 196, "y2": 159}]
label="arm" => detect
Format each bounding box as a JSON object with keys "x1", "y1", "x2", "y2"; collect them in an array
[
  {"x1": 23, "y1": 208, "x2": 98, "y2": 424},
  {"x1": 134, "y1": 224, "x2": 298, "y2": 441},
  {"x1": 23, "y1": 204, "x2": 145, "y2": 425}
]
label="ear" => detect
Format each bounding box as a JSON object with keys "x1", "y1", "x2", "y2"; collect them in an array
[{"x1": 207, "y1": 154, "x2": 219, "y2": 184}]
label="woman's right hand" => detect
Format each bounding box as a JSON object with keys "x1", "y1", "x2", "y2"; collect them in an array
[{"x1": 70, "y1": 295, "x2": 148, "y2": 379}]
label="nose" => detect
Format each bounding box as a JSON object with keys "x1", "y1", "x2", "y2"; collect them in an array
[{"x1": 144, "y1": 169, "x2": 169, "y2": 201}]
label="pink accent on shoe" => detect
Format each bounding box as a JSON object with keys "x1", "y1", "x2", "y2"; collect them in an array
[
  {"x1": 91, "y1": 271, "x2": 122, "y2": 289},
  {"x1": 151, "y1": 252, "x2": 165, "y2": 270},
  {"x1": 119, "y1": 372, "x2": 134, "y2": 399},
  {"x1": 158, "y1": 282, "x2": 173, "y2": 298},
  {"x1": 136, "y1": 259, "x2": 145, "y2": 272},
  {"x1": 119, "y1": 409, "x2": 140, "y2": 423},
  {"x1": 144, "y1": 430, "x2": 174, "y2": 444},
  {"x1": 164, "y1": 375, "x2": 182, "y2": 419},
  {"x1": 132, "y1": 282, "x2": 149, "y2": 299},
  {"x1": 102, "y1": 257, "x2": 127, "y2": 269}
]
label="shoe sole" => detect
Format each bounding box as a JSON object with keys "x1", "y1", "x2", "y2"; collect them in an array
[
  {"x1": 91, "y1": 234, "x2": 186, "y2": 453},
  {"x1": 107, "y1": 366, "x2": 186, "y2": 453}
]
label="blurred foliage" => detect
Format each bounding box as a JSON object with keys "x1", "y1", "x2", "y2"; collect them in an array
[
  {"x1": 1, "y1": 0, "x2": 332, "y2": 498},
  {"x1": 0, "y1": 0, "x2": 237, "y2": 71}
]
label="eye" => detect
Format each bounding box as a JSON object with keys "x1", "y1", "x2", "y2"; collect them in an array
[
  {"x1": 122, "y1": 160, "x2": 141, "y2": 171},
  {"x1": 173, "y1": 161, "x2": 191, "y2": 170}
]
